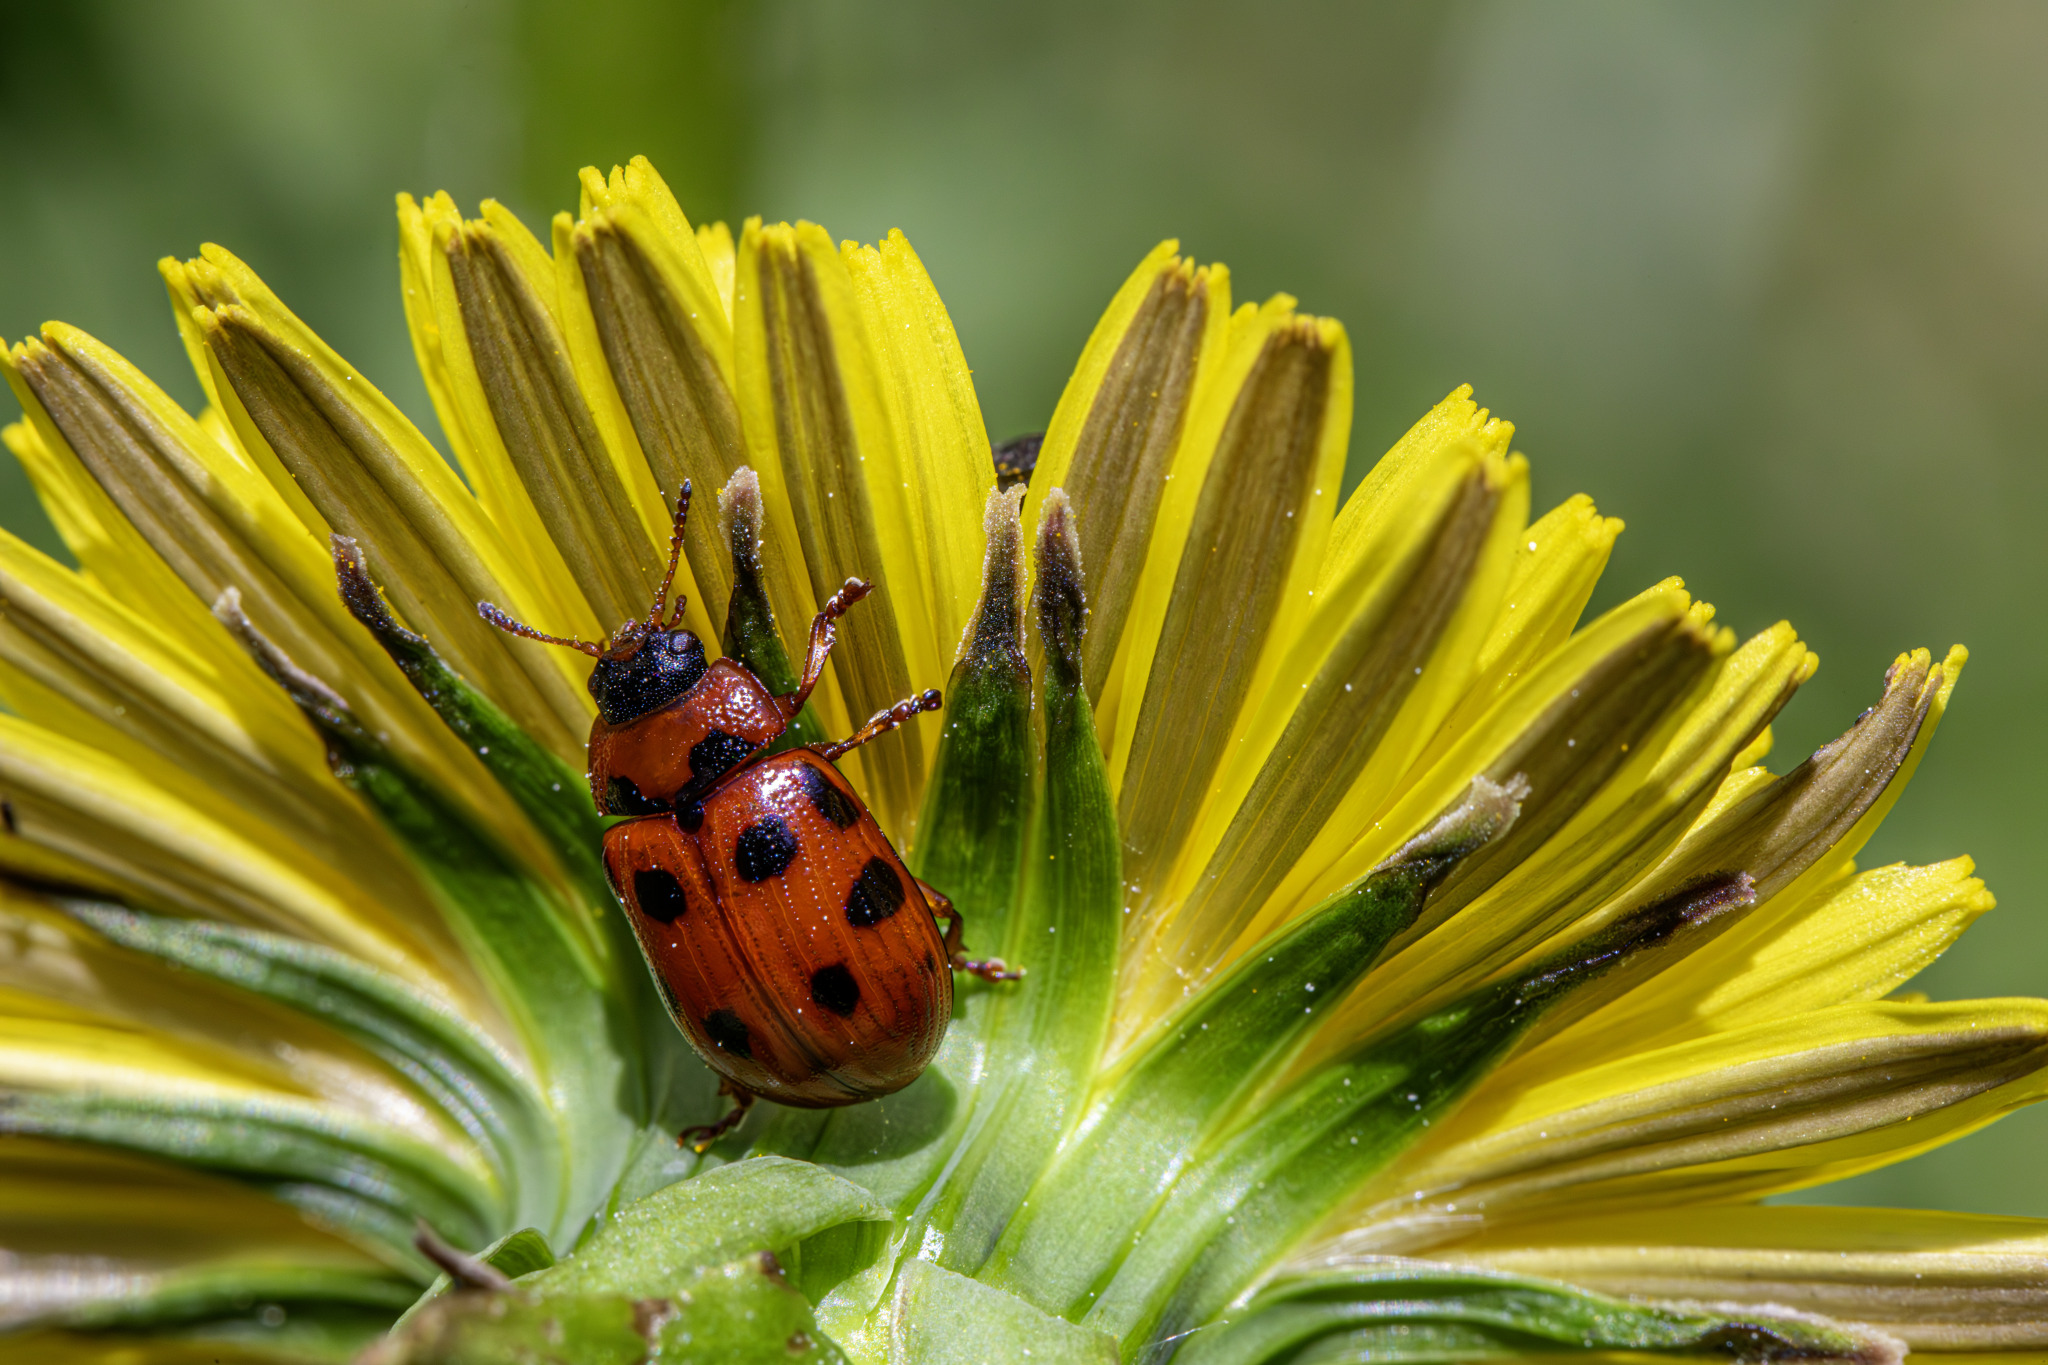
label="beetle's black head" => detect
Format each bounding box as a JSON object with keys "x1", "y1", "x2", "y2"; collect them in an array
[
  {"x1": 588, "y1": 626, "x2": 709, "y2": 725},
  {"x1": 476, "y1": 480, "x2": 711, "y2": 724}
]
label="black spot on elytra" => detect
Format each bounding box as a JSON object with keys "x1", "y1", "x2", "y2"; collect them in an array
[
  {"x1": 689, "y1": 729, "x2": 754, "y2": 787},
  {"x1": 606, "y1": 775, "x2": 668, "y2": 815},
  {"x1": 735, "y1": 815, "x2": 799, "y2": 881},
  {"x1": 1, "y1": 799, "x2": 15, "y2": 834},
  {"x1": 799, "y1": 763, "x2": 859, "y2": 829},
  {"x1": 632, "y1": 868, "x2": 690, "y2": 923},
  {"x1": 674, "y1": 797, "x2": 705, "y2": 832},
  {"x1": 846, "y1": 857, "x2": 906, "y2": 927},
  {"x1": 810, "y1": 963, "x2": 860, "y2": 1016},
  {"x1": 704, "y1": 1009, "x2": 752, "y2": 1058}
]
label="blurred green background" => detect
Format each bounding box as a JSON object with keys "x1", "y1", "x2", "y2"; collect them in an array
[{"x1": 2, "y1": 1, "x2": 2043, "y2": 1214}]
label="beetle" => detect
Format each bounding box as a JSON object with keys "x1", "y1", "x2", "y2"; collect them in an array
[{"x1": 480, "y1": 481, "x2": 1016, "y2": 1149}]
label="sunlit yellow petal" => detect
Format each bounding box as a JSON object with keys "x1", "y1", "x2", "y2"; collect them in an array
[
  {"x1": 1110, "y1": 301, "x2": 1352, "y2": 916},
  {"x1": 1022, "y1": 243, "x2": 1231, "y2": 712},
  {"x1": 1335, "y1": 999, "x2": 2048, "y2": 1254},
  {"x1": 1562, "y1": 856, "x2": 1992, "y2": 1058},
  {"x1": 566, "y1": 163, "x2": 740, "y2": 635},
  {"x1": 1434, "y1": 1204, "x2": 2048, "y2": 1352},
  {"x1": 842, "y1": 229, "x2": 994, "y2": 678},
  {"x1": 0, "y1": 716, "x2": 463, "y2": 997},
  {"x1": 697, "y1": 221, "x2": 738, "y2": 322},
  {"x1": 732, "y1": 219, "x2": 937, "y2": 829}
]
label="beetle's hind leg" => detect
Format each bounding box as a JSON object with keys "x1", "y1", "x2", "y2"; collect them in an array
[
  {"x1": 917, "y1": 878, "x2": 1022, "y2": 983},
  {"x1": 678, "y1": 1084, "x2": 755, "y2": 1154},
  {"x1": 817, "y1": 689, "x2": 944, "y2": 761}
]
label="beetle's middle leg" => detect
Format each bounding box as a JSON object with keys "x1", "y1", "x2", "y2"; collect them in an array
[
  {"x1": 817, "y1": 689, "x2": 944, "y2": 761},
  {"x1": 916, "y1": 878, "x2": 1021, "y2": 982}
]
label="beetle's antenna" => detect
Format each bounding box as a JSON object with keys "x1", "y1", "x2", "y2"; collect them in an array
[
  {"x1": 649, "y1": 480, "x2": 692, "y2": 631},
  {"x1": 478, "y1": 601, "x2": 604, "y2": 657}
]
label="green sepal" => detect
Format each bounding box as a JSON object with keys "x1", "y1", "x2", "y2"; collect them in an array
[
  {"x1": 984, "y1": 777, "x2": 1522, "y2": 1309},
  {"x1": 757, "y1": 492, "x2": 1036, "y2": 1211},
  {"x1": 334, "y1": 542, "x2": 709, "y2": 1139},
  {"x1": 216, "y1": 591, "x2": 634, "y2": 1244},
  {"x1": 1093, "y1": 874, "x2": 1760, "y2": 1349},
  {"x1": 718, "y1": 468, "x2": 825, "y2": 751},
  {"x1": 62, "y1": 900, "x2": 549, "y2": 1193},
  {"x1": 910, "y1": 485, "x2": 1035, "y2": 956},
  {"x1": 1172, "y1": 1260, "x2": 1887, "y2": 1365},
  {"x1": 362, "y1": 1256, "x2": 847, "y2": 1365},
  {"x1": 334, "y1": 535, "x2": 609, "y2": 902},
  {"x1": 929, "y1": 488, "x2": 1119, "y2": 1274},
  {"x1": 528, "y1": 1156, "x2": 891, "y2": 1299},
  {"x1": 891, "y1": 1260, "x2": 1119, "y2": 1365},
  {"x1": 0, "y1": 1090, "x2": 497, "y2": 1266}
]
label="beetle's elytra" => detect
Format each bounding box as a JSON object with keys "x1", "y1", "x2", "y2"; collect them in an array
[{"x1": 481, "y1": 481, "x2": 1016, "y2": 1149}]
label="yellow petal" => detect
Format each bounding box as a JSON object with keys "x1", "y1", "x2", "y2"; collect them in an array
[
  {"x1": 732, "y1": 220, "x2": 938, "y2": 830},
  {"x1": 1117, "y1": 439, "x2": 1520, "y2": 1030},
  {"x1": 1435, "y1": 1203, "x2": 2048, "y2": 1352},
  {"x1": 8, "y1": 320, "x2": 574, "y2": 877},
  {"x1": 842, "y1": 230, "x2": 994, "y2": 677},
  {"x1": 0, "y1": 715, "x2": 470, "y2": 1000},
  {"x1": 697, "y1": 221, "x2": 738, "y2": 322},
  {"x1": 1403, "y1": 492, "x2": 1625, "y2": 781},
  {"x1": 1111, "y1": 302, "x2": 1352, "y2": 914},
  {"x1": 0, "y1": 893, "x2": 477, "y2": 1151},
  {"x1": 428, "y1": 204, "x2": 667, "y2": 633},
  {"x1": 564, "y1": 173, "x2": 739, "y2": 636},
  {"x1": 167, "y1": 245, "x2": 593, "y2": 749},
  {"x1": 1335, "y1": 998, "x2": 2048, "y2": 1255},
  {"x1": 1021, "y1": 244, "x2": 1231, "y2": 703},
  {"x1": 1565, "y1": 855, "x2": 1993, "y2": 1058}
]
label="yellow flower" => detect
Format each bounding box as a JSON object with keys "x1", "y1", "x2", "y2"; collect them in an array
[{"x1": 0, "y1": 155, "x2": 2040, "y2": 1363}]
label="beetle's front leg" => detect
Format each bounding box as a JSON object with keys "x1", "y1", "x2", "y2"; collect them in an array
[{"x1": 916, "y1": 878, "x2": 1022, "y2": 982}]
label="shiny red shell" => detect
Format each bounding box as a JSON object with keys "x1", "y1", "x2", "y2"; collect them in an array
[
  {"x1": 603, "y1": 748, "x2": 951, "y2": 1107},
  {"x1": 592, "y1": 653, "x2": 952, "y2": 1108}
]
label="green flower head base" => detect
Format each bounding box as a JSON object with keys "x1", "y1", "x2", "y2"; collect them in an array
[{"x1": 0, "y1": 155, "x2": 2042, "y2": 1364}]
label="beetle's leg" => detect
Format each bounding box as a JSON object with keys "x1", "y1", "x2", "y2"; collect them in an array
[
  {"x1": 779, "y1": 577, "x2": 874, "y2": 717},
  {"x1": 917, "y1": 878, "x2": 1022, "y2": 982},
  {"x1": 817, "y1": 689, "x2": 944, "y2": 761},
  {"x1": 677, "y1": 1084, "x2": 755, "y2": 1154}
]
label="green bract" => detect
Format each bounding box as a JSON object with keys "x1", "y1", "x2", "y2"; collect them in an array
[{"x1": 0, "y1": 156, "x2": 2042, "y2": 1364}]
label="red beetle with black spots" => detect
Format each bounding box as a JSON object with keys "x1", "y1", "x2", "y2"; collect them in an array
[{"x1": 481, "y1": 483, "x2": 1015, "y2": 1148}]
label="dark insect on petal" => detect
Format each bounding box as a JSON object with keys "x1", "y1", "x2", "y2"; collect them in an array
[
  {"x1": 846, "y1": 856, "x2": 906, "y2": 927},
  {"x1": 994, "y1": 432, "x2": 1044, "y2": 492},
  {"x1": 810, "y1": 963, "x2": 861, "y2": 1017},
  {"x1": 799, "y1": 762, "x2": 860, "y2": 829},
  {"x1": 735, "y1": 815, "x2": 799, "y2": 881},
  {"x1": 632, "y1": 868, "x2": 690, "y2": 923},
  {"x1": 704, "y1": 1009, "x2": 752, "y2": 1057}
]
